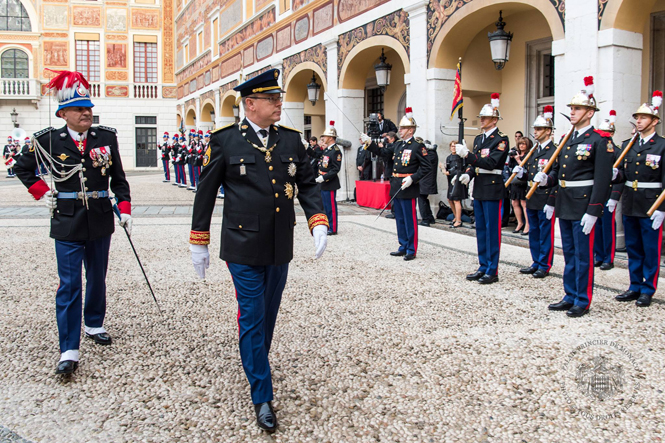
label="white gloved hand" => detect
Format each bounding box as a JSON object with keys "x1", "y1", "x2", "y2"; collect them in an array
[
  {"x1": 459, "y1": 173, "x2": 470, "y2": 185},
  {"x1": 315, "y1": 176, "x2": 325, "y2": 184},
  {"x1": 512, "y1": 165, "x2": 524, "y2": 178},
  {"x1": 401, "y1": 176, "x2": 413, "y2": 190},
  {"x1": 190, "y1": 244, "x2": 210, "y2": 279},
  {"x1": 360, "y1": 133, "x2": 372, "y2": 144},
  {"x1": 119, "y1": 213, "x2": 133, "y2": 236},
  {"x1": 301, "y1": 138, "x2": 309, "y2": 149},
  {"x1": 612, "y1": 168, "x2": 618, "y2": 181},
  {"x1": 312, "y1": 225, "x2": 328, "y2": 259},
  {"x1": 534, "y1": 171, "x2": 549, "y2": 187},
  {"x1": 607, "y1": 199, "x2": 618, "y2": 213},
  {"x1": 544, "y1": 205, "x2": 555, "y2": 220},
  {"x1": 41, "y1": 190, "x2": 57, "y2": 211},
  {"x1": 650, "y1": 210, "x2": 665, "y2": 230},
  {"x1": 580, "y1": 213, "x2": 598, "y2": 235},
  {"x1": 451, "y1": 175, "x2": 458, "y2": 186},
  {"x1": 454, "y1": 140, "x2": 469, "y2": 158}
]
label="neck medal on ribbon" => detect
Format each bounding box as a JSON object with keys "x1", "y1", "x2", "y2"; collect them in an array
[{"x1": 241, "y1": 125, "x2": 275, "y2": 163}]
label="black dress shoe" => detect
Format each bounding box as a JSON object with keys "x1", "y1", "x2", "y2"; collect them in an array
[
  {"x1": 636, "y1": 293, "x2": 653, "y2": 307},
  {"x1": 385, "y1": 213, "x2": 395, "y2": 219},
  {"x1": 390, "y1": 250, "x2": 406, "y2": 257},
  {"x1": 566, "y1": 305, "x2": 589, "y2": 317},
  {"x1": 418, "y1": 221, "x2": 430, "y2": 227},
  {"x1": 85, "y1": 332, "x2": 112, "y2": 345},
  {"x1": 254, "y1": 402, "x2": 277, "y2": 433},
  {"x1": 594, "y1": 260, "x2": 602, "y2": 267},
  {"x1": 533, "y1": 269, "x2": 549, "y2": 279},
  {"x1": 478, "y1": 274, "x2": 499, "y2": 284},
  {"x1": 615, "y1": 290, "x2": 640, "y2": 302},
  {"x1": 327, "y1": 231, "x2": 337, "y2": 236},
  {"x1": 548, "y1": 300, "x2": 574, "y2": 311},
  {"x1": 403, "y1": 254, "x2": 416, "y2": 261},
  {"x1": 520, "y1": 266, "x2": 537, "y2": 274},
  {"x1": 56, "y1": 360, "x2": 78, "y2": 375},
  {"x1": 599, "y1": 262, "x2": 614, "y2": 271},
  {"x1": 466, "y1": 270, "x2": 485, "y2": 281},
  {"x1": 512, "y1": 227, "x2": 523, "y2": 234}
]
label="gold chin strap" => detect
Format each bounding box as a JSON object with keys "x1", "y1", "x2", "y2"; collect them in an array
[{"x1": 251, "y1": 86, "x2": 281, "y2": 93}]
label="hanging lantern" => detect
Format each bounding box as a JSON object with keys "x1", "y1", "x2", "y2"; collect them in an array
[
  {"x1": 374, "y1": 48, "x2": 392, "y2": 89},
  {"x1": 487, "y1": 10, "x2": 513, "y2": 70},
  {"x1": 307, "y1": 71, "x2": 321, "y2": 106}
]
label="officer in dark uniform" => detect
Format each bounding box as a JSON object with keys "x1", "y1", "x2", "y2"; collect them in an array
[
  {"x1": 176, "y1": 136, "x2": 188, "y2": 188},
  {"x1": 189, "y1": 69, "x2": 328, "y2": 433},
  {"x1": 160, "y1": 131, "x2": 171, "y2": 182},
  {"x1": 513, "y1": 106, "x2": 557, "y2": 278},
  {"x1": 418, "y1": 140, "x2": 438, "y2": 226},
  {"x1": 362, "y1": 107, "x2": 431, "y2": 260},
  {"x1": 611, "y1": 91, "x2": 665, "y2": 307},
  {"x1": 455, "y1": 93, "x2": 510, "y2": 284},
  {"x1": 315, "y1": 121, "x2": 342, "y2": 235},
  {"x1": 535, "y1": 76, "x2": 614, "y2": 317},
  {"x1": 12, "y1": 70, "x2": 131, "y2": 375},
  {"x1": 594, "y1": 112, "x2": 620, "y2": 270},
  {"x1": 4, "y1": 136, "x2": 16, "y2": 177}
]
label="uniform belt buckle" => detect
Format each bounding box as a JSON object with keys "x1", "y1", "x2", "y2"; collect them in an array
[
  {"x1": 560, "y1": 180, "x2": 566, "y2": 188},
  {"x1": 92, "y1": 191, "x2": 99, "y2": 199},
  {"x1": 475, "y1": 167, "x2": 479, "y2": 174},
  {"x1": 632, "y1": 181, "x2": 638, "y2": 191}
]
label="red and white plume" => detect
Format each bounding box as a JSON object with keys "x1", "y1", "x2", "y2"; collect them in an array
[
  {"x1": 329, "y1": 120, "x2": 335, "y2": 127},
  {"x1": 543, "y1": 105, "x2": 553, "y2": 120},
  {"x1": 609, "y1": 110, "x2": 616, "y2": 124},
  {"x1": 652, "y1": 91, "x2": 663, "y2": 111},
  {"x1": 583, "y1": 76, "x2": 595, "y2": 98},
  {"x1": 491, "y1": 93, "x2": 500, "y2": 110},
  {"x1": 405, "y1": 107, "x2": 413, "y2": 119},
  {"x1": 46, "y1": 70, "x2": 90, "y2": 103}
]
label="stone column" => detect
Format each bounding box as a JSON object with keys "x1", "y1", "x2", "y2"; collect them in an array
[
  {"x1": 404, "y1": 0, "x2": 430, "y2": 135},
  {"x1": 214, "y1": 89, "x2": 222, "y2": 128},
  {"x1": 195, "y1": 96, "x2": 201, "y2": 130},
  {"x1": 282, "y1": 101, "x2": 305, "y2": 132},
  {"x1": 336, "y1": 89, "x2": 364, "y2": 201}
]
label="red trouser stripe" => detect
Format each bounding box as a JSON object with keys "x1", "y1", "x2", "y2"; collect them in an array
[
  {"x1": 654, "y1": 225, "x2": 663, "y2": 291},
  {"x1": 586, "y1": 226, "x2": 596, "y2": 308},
  {"x1": 412, "y1": 199, "x2": 418, "y2": 254},
  {"x1": 497, "y1": 199, "x2": 503, "y2": 272},
  {"x1": 226, "y1": 263, "x2": 242, "y2": 335},
  {"x1": 610, "y1": 212, "x2": 616, "y2": 262},
  {"x1": 546, "y1": 211, "x2": 555, "y2": 271},
  {"x1": 330, "y1": 192, "x2": 337, "y2": 232}
]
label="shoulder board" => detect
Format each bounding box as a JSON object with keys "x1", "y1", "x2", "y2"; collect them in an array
[
  {"x1": 278, "y1": 124, "x2": 302, "y2": 133},
  {"x1": 334, "y1": 145, "x2": 341, "y2": 151},
  {"x1": 97, "y1": 125, "x2": 117, "y2": 134},
  {"x1": 498, "y1": 131, "x2": 507, "y2": 138},
  {"x1": 594, "y1": 129, "x2": 611, "y2": 138},
  {"x1": 414, "y1": 137, "x2": 424, "y2": 143},
  {"x1": 212, "y1": 123, "x2": 236, "y2": 133},
  {"x1": 34, "y1": 127, "x2": 55, "y2": 138}
]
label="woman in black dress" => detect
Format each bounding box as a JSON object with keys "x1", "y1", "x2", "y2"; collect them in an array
[
  {"x1": 440, "y1": 140, "x2": 467, "y2": 228},
  {"x1": 509, "y1": 137, "x2": 532, "y2": 234}
]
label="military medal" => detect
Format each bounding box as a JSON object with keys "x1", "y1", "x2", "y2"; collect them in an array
[
  {"x1": 288, "y1": 162, "x2": 297, "y2": 177},
  {"x1": 264, "y1": 151, "x2": 272, "y2": 163},
  {"x1": 284, "y1": 182, "x2": 294, "y2": 199},
  {"x1": 240, "y1": 164, "x2": 246, "y2": 175}
]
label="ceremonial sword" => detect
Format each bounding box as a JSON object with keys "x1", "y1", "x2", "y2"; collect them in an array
[
  {"x1": 374, "y1": 187, "x2": 402, "y2": 221},
  {"x1": 112, "y1": 199, "x2": 163, "y2": 316}
]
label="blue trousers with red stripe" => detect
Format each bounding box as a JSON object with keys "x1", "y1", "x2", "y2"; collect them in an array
[
  {"x1": 54, "y1": 236, "x2": 111, "y2": 352},
  {"x1": 623, "y1": 215, "x2": 663, "y2": 296},
  {"x1": 227, "y1": 262, "x2": 289, "y2": 405},
  {"x1": 393, "y1": 198, "x2": 418, "y2": 256},
  {"x1": 526, "y1": 207, "x2": 555, "y2": 272},
  {"x1": 473, "y1": 199, "x2": 502, "y2": 276},
  {"x1": 594, "y1": 204, "x2": 616, "y2": 264},
  {"x1": 560, "y1": 219, "x2": 595, "y2": 309},
  {"x1": 321, "y1": 190, "x2": 338, "y2": 233},
  {"x1": 162, "y1": 159, "x2": 170, "y2": 181},
  {"x1": 188, "y1": 164, "x2": 196, "y2": 187},
  {"x1": 193, "y1": 166, "x2": 201, "y2": 188}
]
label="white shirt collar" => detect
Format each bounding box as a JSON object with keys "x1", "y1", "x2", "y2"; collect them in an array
[
  {"x1": 402, "y1": 137, "x2": 412, "y2": 143},
  {"x1": 540, "y1": 139, "x2": 552, "y2": 148},
  {"x1": 67, "y1": 127, "x2": 88, "y2": 141},
  {"x1": 640, "y1": 132, "x2": 656, "y2": 144},
  {"x1": 483, "y1": 127, "x2": 498, "y2": 137},
  {"x1": 575, "y1": 124, "x2": 593, "y2": 136},
  {"x1": 245, "y1": 118, "x2": 270, "y2": 136}
]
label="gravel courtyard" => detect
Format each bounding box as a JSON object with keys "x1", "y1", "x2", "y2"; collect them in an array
[{"x1": 1, "y1": 173, "x2": 664, "y2": 442}]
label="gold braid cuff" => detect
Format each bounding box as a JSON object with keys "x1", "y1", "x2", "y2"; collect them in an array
[
  {"x1": 189, "y1": 230, "x2": 211, "y2": 245},
  {"x1": 307, "y1": 213, "x2": 329, "y2": 233}
]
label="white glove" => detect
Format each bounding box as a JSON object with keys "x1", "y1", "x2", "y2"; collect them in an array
[
  {"x1": 312, "y1": 225, "x2": 328, "y2": 259},
  {"x1": 315, "y1": 176, "x2": 324, "y2": 184},
  {"x1": 454, "y1": 140, "x2": 469, "y2": 158},
  {"x1": 459, "y1": 173, "x2": 470, "y2": 185},
  {"x1": 580, "y1": 213, "x2": 598, "y2": 236},
  {"x1": 651, "y1": 210, "x2": 665, "y2": 230},
  {"x1": 607, "y1": 199, "x2": 618, "y2": 213},
  {"x1": 41, "y1": 190, "x2": 57, "y2": 211},
  {"x1": 612, "y1": 168, "x2": 618, "y2": 181},
  {"x1": 401, "y1": 176, "x2": 413, "y2": 190},
  {"x1": 119, "y1": 213, "x2": 133, "y2": 236},
  {"x1": 301, "y1": 138, "x2": 309, "y2": 149},
  {"x1": 534, "y1": 171, "x2": 549, "y2": 187},
  {"x1": 360, "y1": 133, "x2": 372, "y2": 144},
  {"x1": 451, "y1": 175, "x2": 457, "y2": 186},
  {"x1": 512, "y1": 165, "x2": 524, "y2": 178},
  {"x1": 190, "y1": 244, "x2": 210, "y2": 279},
  {"x1": 544, "y1": 205, "x2": 555, "y2": 220}
]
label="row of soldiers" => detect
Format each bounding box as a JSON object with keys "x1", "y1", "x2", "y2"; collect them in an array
[
  {"x1": 159, "y1": 129, "x2": 209, "y2": 191},
  {"x1": 3, "y1": 136, "x2": 30, "y2": 177}
]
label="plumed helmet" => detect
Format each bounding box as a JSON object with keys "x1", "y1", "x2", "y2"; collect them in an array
[
  {"x1": 633, "y1": 91, "x2": 662, "y2": 120},
  {"x1": 321, "y1": 120, "x2": 338, "y2": 138},
  {"x1": 163, "y1": 132, "x2": 169, "y2": 138},
  {"x1": 478, "y1": 93, "x2": 502, "y2": 119},
  {"x1": 398, "y1": 107, "x2": 417, "y2": 128},
  {"x1": 46, "y1": 70, "x2": 95, "y2": 117},
  {"x1": 567, "y1": 76, "x2": 599, "y2": 111},
  {"x1": 532, "y1": 105, "x2": 555, "y2": 129},
  {"x1": 598, "y1": 110, "x2": 616, "y2": 133}
]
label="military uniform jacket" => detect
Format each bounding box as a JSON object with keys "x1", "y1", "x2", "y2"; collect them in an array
[
  {"x1": 3, "y1": 144, "x2": 13, "y2": 159},
  {"x1": 614, "y1": 133, "x2": 665, "y2": 217},
  {"x1": 190, "y1": 120, "x2": 328, "y2": 266},
  {"x1": 318, "y1": 144, "x2": 342, "y2": 191},
  {"x1": 545, "y1": 128, "x2": 614, "y2": 220},
  {"x1": 385, "y1": 138, "x2": 431, "y2": 199},
  {"x1": 524, "y1": 141, "x2": 558, "y2": 211},
  {"x1": 160, "y1": 142, "x2": 170, "y2": 160},
  {"x1": 419, "y1": 147, "x2": 438, "y2": 195},
  {"x1": 464, "y1": 130, "x2": 510, "y2": 201},
  {"x1": 14, "y1": 125, "x2": 131, "y2": 241}
]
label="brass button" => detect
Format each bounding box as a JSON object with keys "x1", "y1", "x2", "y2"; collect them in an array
[
  {"x1": 85, "y1": 187, "x2": 89, "y2": 191},
  {"x1": 567, "y1": 147, "x2": 570, "y2": 150},
  {"x1": 269, "y1": 166, "x2": 273, "y2": 171},
  {"x1": 289, "y1": 157, "x2": 293, "y2": 161},
  {"x1": 241, "y1": 159, "x2": 244, "y2": 162},
  {"x1": 272, "y1": 179, "x2": 276, "y2": 184},
  {"x1": 565, "y1": 155, "x2": 568, "y2": 158},
  {"x1": 275, "y1": 193, "x2": 279, "y2": 198},
  {"x1": 636, "y1": 171, "x2": 639, "y2": 175},
  {"x1": 638, "y1": 154, "x2": 641, "y2": 157},
  {"x1": 562, "y1": 174, "x2": 566, "y2": 178},
  {"x1": 81, "y1": 159, "x2": 85, "y2": 163},
  {"x1": 294, "y1": 221, "x2": 297, "y2": 226},
  {"x1": 563, "y1": 165, "x2": 566, "y2": 168},
  {"x1": 239, "y1": 225, "x2": 242, "y2": 229},
  {"x1": 636, "y1": 162, "x2": 639, "y2": 165},
  {"x1": 276, "y1": 207, "x2": 280, "y2": 212},
  {"x1": 82, "y1": 168, "x2": 87, "y2": 171}
]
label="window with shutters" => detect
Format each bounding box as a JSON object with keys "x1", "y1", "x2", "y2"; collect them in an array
[
  {"x1": 76, "y1": 40, "x2": 100, "y2": 82},
  {"x1": 134, "y1": 42, "x2": 158, "y2": 83}
]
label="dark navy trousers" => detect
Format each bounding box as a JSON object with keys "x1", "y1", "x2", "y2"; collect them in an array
[
  {"x1": 526, "y1": 207, "x2": 555, "y2": 272},
  {"x1": 54, "y1": 236, "x2": 111, "y2": 352},
  {"x1": 321, "y1": 190, "x2": 338, "y2": 233},
  {"x1": 594, "y1": 204, "x2": 616, "y2": 264},
  {"x1": 473, "y1": 199, "x2": 502, "y2": 276},
  {"x1": 560, "y1": 219, "x2": 595, "y2": 309},
  {"x1": 393, "y1": 198, "x2": 418, "y2": 256},
  {"x1": 227, "y1": 262, "x2": 289, "y2": 405},
  {"x1": 162, "y1": 158, "x2": 170, "y2": 181},
  {"x1": 623, "y1": 215, "x2": 662, "y2": 296},
  {"x1": 188, "y1": 164, "x2": 196, "y2": 187}
]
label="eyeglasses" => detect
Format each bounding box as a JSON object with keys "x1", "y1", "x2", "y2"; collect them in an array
[{"x1": 248, "y1": 95, "x2": 283, "y2": 105}]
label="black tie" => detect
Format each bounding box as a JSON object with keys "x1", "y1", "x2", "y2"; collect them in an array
[
  {"x1": 482, "y1": 134, "x2": 486, "y2": 143},
  {"x1": 639, "y1": 139, "x2": 645, "y2": 147},
  {"x1": 258, "y1": 129, "x2": 268, "y2": 138},
  {"x1": 573, "y1": 131, "x2": 579, "y2": 140}
]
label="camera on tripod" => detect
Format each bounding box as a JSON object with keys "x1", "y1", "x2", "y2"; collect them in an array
[{"x1": 365, "y1": 113, "x2": 382, "y2": 142}]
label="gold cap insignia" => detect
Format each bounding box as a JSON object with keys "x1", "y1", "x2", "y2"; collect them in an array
[
  {"x1": 58, "y1": 153, "x2": 69, "y2": 161},
  {"x1": 274, "y1": 71, "x2": 279, "y2": 79}
]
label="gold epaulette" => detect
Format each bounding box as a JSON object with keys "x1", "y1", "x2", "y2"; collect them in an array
[
  {"x1": 212, "y1": 123, "x2": 236, "y2": 134},
  {"x1": 278, "y1": 124, "x2": 302, "y2": 133}
]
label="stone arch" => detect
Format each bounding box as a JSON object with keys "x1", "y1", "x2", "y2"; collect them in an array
[
  {"x1": 339, "y1": 35, "x2": 410, "y2": 90},
  {"x1": 284, "y1": 62, "x2": 327, "y2": 102},
  {"x1": 185, "y1": 106, "x2": 197, "y2": 126},
  {"x1": 200, "y1": 99, "x2": 215, "y2": 122},
  {"x1": 600, "y1": 0, "x2": 658, "y2": 32},
  {"x1": 220, "y1": 90, "x2": 237, "y2": 118}
]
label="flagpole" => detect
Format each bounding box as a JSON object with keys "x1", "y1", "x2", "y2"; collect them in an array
[{"x1": 458, "y1": 57, "x2": 464, "y2": 143}]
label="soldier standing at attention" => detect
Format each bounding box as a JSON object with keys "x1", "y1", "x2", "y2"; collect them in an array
[
  {"x1": 316, "y1": 121, "x2": 342, "y2": 235},
  {"x1": 13, "y1": 70, "x2": 132, "y2": 374},
  {"x1": 189, "y1": 69, "x2": 328, "y2": 433},
  {"x1": 160, "y1": 131, "x2": 171, "y2": 182},
  {"x1": 455, "y1": 93, "x2": 510, "y2": 284}
]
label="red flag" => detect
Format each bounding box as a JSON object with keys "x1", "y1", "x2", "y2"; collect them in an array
[{"x1": 451, "y1": 61, "x2": 463, "y2": 120}]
